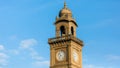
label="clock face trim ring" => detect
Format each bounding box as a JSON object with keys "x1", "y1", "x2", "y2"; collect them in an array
[
  {"x1": 56, "y1": 50, "x2": 65, "y2": 61},
  {"x1": 73, "y1": 51, "x2": 78, "y2": 62}
]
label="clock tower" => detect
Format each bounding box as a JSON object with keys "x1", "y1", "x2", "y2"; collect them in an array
[{"x1": 48, "y1": 2, "x2": 83, "y2": 68}]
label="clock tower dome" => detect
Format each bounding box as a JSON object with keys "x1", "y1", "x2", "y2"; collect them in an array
[{"x1": 48, "y1": 2, "x2": 83, "y2": 68}]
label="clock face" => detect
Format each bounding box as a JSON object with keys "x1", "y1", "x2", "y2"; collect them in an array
[
  {"x1": 73, "y1": 51, "x2": 78, "y2": 62},
  {"x1": 56, "y1": 50, "x2": 65, "y2": 61}
]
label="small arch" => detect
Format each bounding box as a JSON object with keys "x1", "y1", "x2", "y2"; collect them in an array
[
  {"x1": 71, "y1": 26, "x2": 74, "y2": 35},
  {"x1": 60, "y1": 26, "x2": 66, "y2": 36}
]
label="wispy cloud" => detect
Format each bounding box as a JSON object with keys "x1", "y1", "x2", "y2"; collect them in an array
[
  {"x1": 0, "y1": 38, "x2": 48, "y2": 68},
  {"x1": 9, "y1": 35, "x2": 17, "y2": 41},
  {"x1": 83, "y1": 64, "x2": 105, "y2": 68},
  {"x1": 9, "y1": 49, "x2": 19, "y2": 55},
  {"x1": 29, "y1": 48, "x2": 44, "y2": 60},
  {"x1": 107, "y1": 55, "x2": 120, "y2": 61},
  {"x1": 32, "y1": 60, "x2": 49, "y2": 67},
  {"x1": 0, "y1": 45, "x2": 5, "y2": 51},
  {"x1": 19, "y1": 39, "x2": 44, "y2": 60},
  {"x1": 20, "y1": 39, "x2": 37, "y2": 49},
  {"x1": 19, "y1": 39, "x2": 49, "y2": 67},
  {"x1": 9, "y1": 39, "x2": 38, "y2": 55},
  {"x1": 0, "y1": 45, "x2": 9, "y2": 67},
  {"x1": 83, "y1": 64, "x2": 113, "y2": 68},
  {"x1": 0, "y1": 53, "x2": 9, "y2": 66}
]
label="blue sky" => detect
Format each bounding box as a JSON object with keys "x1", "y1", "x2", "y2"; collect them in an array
[{"x1": 0, "y1": 0, "x2": 120, "y2": 68}]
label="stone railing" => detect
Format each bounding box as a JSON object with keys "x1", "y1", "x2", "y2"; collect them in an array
[{"x1": 48, "y1": 35, "x2": 83, "y2": 45}]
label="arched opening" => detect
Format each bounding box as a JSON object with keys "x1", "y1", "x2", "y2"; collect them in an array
[
  {"x1": 60, "y1": 26, "x2": 65, "y2": 36},
  {"x1": 71, "y1": 26, "x2": 74, "y2": 35}
]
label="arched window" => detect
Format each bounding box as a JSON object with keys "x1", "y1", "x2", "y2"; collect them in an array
[
  {"x1": 60, "y1": 26, "x2": 65, "y2": 36},
  {"x1": 71, "y1": 26, "x2": 74, "y2": 35}
]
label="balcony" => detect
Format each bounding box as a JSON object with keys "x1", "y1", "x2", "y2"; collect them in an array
[{"x1": 48, "y1": 35, "x2": 83, "y2": 45}]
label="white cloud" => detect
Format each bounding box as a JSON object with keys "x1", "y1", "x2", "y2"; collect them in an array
[
  {"x1": 83, "y1": 64, "x2": 115, "y2": 68},
  {"x1": 10, "y1": 50, "x2": 19, "y2": 55},
  {"x1": 0, "y1": 45, "x2": 5, "y2": 51},
  {"x1": 19, "y1": 38, "x2": 45, "y2": 61},
  {"x1": 20, "y1": 39, "x2": 37, "y2": 49},
  {"x1": 107, "y1": 55, "x2": 120, "y2": 61},
  {"x1": 30, "y1": 50, "x2": 48, "y2": 67},
  {"x1": 0, "y1": 53, "x2": 8, "y2": 58},
  {"x1": 83, "y1": 64, "x2": 105, "y2": 68},
  {"x1": 3, "y1": 38, "x2": 48, "y2": 68},
  {"x1": 32, "y1": 61, "x2": 49, "y2": 67},
  {"x1": 9, "y1": 35, "x2": 17, "y2": 40},
  {"x1": 0, "y1": 38, "x2": 48, "y2": 68},
  {"x1": 83, "y1": 64, "x2": 94, "y2": 68},
  {"x1": 0, "y1": 45, "x2": 9, "y2": 67},
  {"x1": 0, "y1": 53, "x2": 9, "y2": 66},
  {"x1": 30, "y1": 51, "x2": 44, "y2": 60},
  {"x1": 29, "y1": 48, "x2": 44, "y2": 60},
  {"x1": 9, "y1": 39, "x2": 38, "y2": 55}
]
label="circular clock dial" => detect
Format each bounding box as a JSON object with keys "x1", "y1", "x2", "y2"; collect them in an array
[
  {"x1": 73, "y1": 51, "x2": 78, "y2": 62},
  {"x1": 56, "y1": 50, "x2": 65, "y2": 61}
]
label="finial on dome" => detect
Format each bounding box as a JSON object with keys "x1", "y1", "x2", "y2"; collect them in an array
[{"x1": 64, "y1": 0, "x2": 67, "y2": 9}]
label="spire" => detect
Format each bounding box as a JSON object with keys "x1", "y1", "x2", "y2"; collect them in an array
[{"x1": 64, "y1": 0, "x2": 67, "y2": 9}]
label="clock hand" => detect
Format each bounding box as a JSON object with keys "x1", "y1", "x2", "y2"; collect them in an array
[{"x1": 59, "y1": 54, "x2": 61, "y2": 57}]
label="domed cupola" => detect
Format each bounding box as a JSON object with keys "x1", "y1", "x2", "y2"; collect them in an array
[
  {"x1": 55, "y1": 2, "x2": 78, "y2": 27},
  {"x1": 59, "y1": 2, "x2": 72, "y2": 18}
]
